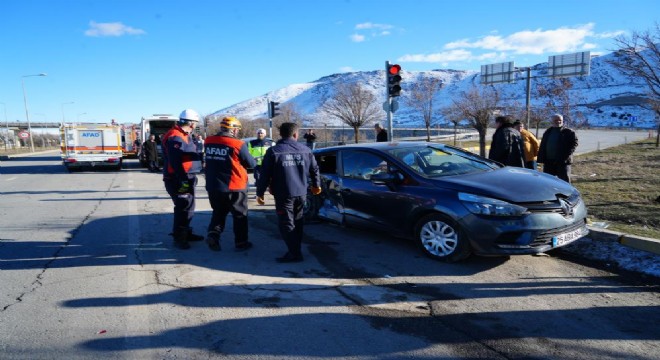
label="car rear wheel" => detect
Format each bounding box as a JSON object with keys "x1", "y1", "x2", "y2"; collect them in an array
[{"x1": 414, "y1": 214, "x2": 471, "y2": 262}]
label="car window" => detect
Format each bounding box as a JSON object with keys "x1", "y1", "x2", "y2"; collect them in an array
[
  {"x1": 388, "y1": 145, "x2": 497, "y2": 177},
  {"x1": 341, "y1": 151, "x2": 387, "y2": 180},
  {"x1": 316, "y1": 152, "x2": 337, "y2": 175}
]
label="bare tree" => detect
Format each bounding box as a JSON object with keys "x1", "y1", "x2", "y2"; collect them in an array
[
  {"x1": 443, "y1": 85, "x2": 500, "y2": 156},
  {"x1": 321, "y1": 83, "x2": 383, "y2": 143},
  {"x1": 536, "y1": 78, "x2": 586, "y2": 128},
  {"x1": 406, "y1": 77, "x2": 443, "y2": 141},
  {"x1": 278, "y1": 102, "x2": 303, "y2": 126},
  {"x1": 504, "y1": 102, "x2": 552, "y2": 138},
  {"x1": 607, "y1": 24, "x2": 660, "y2": 146},
  {"x1": 439, "y1": 108, "x2": 463, "y2": 146}
]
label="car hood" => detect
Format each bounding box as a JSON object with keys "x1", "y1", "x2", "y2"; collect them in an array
[{"x1": 433, "y1": 167, "x2": 577, "y2": 203}]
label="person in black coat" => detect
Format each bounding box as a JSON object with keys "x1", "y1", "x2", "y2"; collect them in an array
[
  {"x1": 143, "y1": 134, "x2": 160, "y2": 172},
  {"x1": 488, "y1": 115, "x2": 525, "y2": 167},
  {"x1": 538, "y1": 113, "x2": 578, "y2": 183},
  {"x1": 303, "y1": 129, "x2": 317, "y2": 149},
  {"x1": 375, "y1": 123, "x2": 388, "y2": 142}
]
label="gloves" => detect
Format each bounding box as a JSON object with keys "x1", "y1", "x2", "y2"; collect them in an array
[
  {"x1": 256, "y1": 196, "x2": 265, "y2": 205},
  {"x1": 177, "y1": 181, "x2": 191, "y2": 193},
  {"x1": 311, "y1": 186, "x2": 322, "y2": 195}
]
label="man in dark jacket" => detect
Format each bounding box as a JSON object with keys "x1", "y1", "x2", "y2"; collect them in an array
[
  {"x1": 303, "y1": 129, "x2": 317, "y2": 149},
  {"x1": 538, "y1": 113, "x2": 579, "y2": 183},
  {"x1": 203, "y1": 116, "x2": 256, "y2": 252},
  {"x1": 162, "y1": 109, "x2": 204, "y2": 249},
  {"x1": 256, "y1": 122, "x2": 321, "y2": 263},
  {"x1": 143, "y1": 134, "x2": 160, "y2": 172},
  {"x1": 375, "y1": 123, "x2": 388, "y2": 142},
  {"x1": 488, "y1": 115, "x2": 525, "y2": 167}
]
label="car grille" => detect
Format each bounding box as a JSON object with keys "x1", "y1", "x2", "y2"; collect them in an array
[
  {"x1": 522, "y1": 194, "x2": 582, "y2": 219},
  {"x1": 529, "y1": 218, "x2": 587, "y2": 248}
]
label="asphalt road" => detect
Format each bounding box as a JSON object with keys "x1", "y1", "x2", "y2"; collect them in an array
[{"x1": 1, "y1": 131, "x2": 658, "y2": 359}]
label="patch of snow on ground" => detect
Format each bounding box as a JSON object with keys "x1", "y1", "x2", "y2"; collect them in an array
[{"x1": 560, "y1": 237, "x2": 660, "y2": 280}]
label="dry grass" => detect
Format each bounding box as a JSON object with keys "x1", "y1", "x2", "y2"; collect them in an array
[{"x1": 572, "y1": 140, "x2": 660, "y2": 239}]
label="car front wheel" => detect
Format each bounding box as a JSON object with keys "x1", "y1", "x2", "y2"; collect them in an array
[{"x1": 414, "y1": 214, "x2": 471, "y2": 262}]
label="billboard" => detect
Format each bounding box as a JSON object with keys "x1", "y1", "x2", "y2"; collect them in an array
[{"x1": 548, "y1": 51, "x2": 591, "y2": 78}]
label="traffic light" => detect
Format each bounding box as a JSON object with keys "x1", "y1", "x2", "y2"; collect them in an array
[
  {"x1": 387, "y1": 64, "x2": 402, "y2": 97},
  {"x1": 269, "y1": 101, "x2": 281, "y2": 118}
]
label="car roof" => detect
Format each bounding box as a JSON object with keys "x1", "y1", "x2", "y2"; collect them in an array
[{"x1": 316, "y1": 141, "x2": 447, "y2": 152}]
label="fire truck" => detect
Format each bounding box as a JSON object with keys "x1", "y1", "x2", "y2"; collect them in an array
[
  {"x1": 60, "y1": 122, "x2": 123, "y2": 172},
  {"x1": 121, "y1": 123, "x2": 141, "y2": 158}
]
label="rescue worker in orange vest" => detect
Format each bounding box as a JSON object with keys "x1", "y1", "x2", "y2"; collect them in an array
[
  {"x1": 162, "y1": 109, "x2": 204, "y2": 249},
  {"x1": 203, "y1": 116, "x2": 256, "y2": 251}
]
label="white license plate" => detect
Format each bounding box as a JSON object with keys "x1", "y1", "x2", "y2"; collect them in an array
[{"x1": 552, "y1": 226, "x2": 587, "y2": 247}]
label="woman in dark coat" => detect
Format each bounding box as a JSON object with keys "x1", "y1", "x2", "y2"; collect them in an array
[{"x1": 488, "y1": 115, "x2": 525, "y2": 167}]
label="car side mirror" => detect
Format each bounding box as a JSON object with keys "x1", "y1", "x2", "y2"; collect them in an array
[{"x1": 371, "y1": 172, "x2": 398, "y2": 185}]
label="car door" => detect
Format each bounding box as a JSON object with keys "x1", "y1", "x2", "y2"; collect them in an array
[{"x1": 338, "y1": 149, "x2": 416, "y2": 236}]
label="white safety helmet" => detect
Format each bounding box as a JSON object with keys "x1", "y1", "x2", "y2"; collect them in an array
[
  {"x1": 257, "y1": 128, "x2": 267, "y2": 136},
  {"x1": 179, "y1": 109, "x2": 201, "y2": 124}
]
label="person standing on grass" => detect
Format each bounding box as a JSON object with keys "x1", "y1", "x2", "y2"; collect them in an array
[
  {"x1": 538, "y1": 113, "x2": 578, "y2": 183},
  {"x1": 514, "y1": 120, "x2": 540, "y2": 170},
  {"x1": 488, "y1": 115, "x2": 525, "y2": 167}
]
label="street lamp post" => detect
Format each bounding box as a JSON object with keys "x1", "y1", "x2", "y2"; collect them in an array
[
  {"x1": 61, "y1": 101, "x2": 74, "y2": 125},
  {"x1": 21, "y1": 73, "x2": 47, "y2": 152},
  {"x1": 77, "y1": 112, "x2": 87, "y2": 124}
]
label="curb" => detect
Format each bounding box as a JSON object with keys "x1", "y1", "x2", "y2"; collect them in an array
[
  {"x1": 587, "y1": 227, "x2": 660, "y2": 255},
  {"x1": 0, "y1": 150, "x2": 59, "y2": 161}
]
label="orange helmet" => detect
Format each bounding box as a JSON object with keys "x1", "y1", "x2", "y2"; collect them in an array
[{"x1": 220, "y1": 116, "x2": 241, "y2": 130}]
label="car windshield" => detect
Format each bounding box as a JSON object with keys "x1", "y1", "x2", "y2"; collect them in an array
[{"x1": 386, "y1": 145, "x2": 499, "y2": 177}]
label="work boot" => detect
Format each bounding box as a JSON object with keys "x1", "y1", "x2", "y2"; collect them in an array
[
  {"x1": 172, "y1": 227, "x2": 191, "y2": 250},
  {"x1": 187, "y1": 227, "x2": 204, "y2": 242},
  {"x1": 206, "y1": 231, "x2": 221, "y2": 252}
]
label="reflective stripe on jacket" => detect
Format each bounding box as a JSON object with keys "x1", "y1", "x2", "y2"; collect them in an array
[
  {"x1": 248, "y1": 138, "x2": 272, "y2": 166},
  {"x1": 162, "y1": 125, "x2": 202, "y2": 180}
]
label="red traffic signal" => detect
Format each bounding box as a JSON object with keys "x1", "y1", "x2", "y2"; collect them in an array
[{"x1": 387, "y1": 64, "x2": 402, "y2": 97}]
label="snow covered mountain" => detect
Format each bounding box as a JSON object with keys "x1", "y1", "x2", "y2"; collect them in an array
[{"x1": 211, "y1": 51, "x2": 657, "y2": 129}]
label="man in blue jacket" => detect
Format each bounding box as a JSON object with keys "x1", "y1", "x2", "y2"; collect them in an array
[{"x1": 256, "y1": 122, "x2": 321, "y2": 263}]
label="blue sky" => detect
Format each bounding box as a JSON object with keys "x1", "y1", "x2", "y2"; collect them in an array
[{"x1": 1, "y1": 0, "x2": 658, "y2": 125}]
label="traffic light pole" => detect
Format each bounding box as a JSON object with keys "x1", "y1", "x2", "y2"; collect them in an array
[
  {"x1": 386, "y1": 97, "x2": 393, "y2": 142},
  {"x1": 385, "y1": 61, "x2": 393, "y2": 141},
  {"x1": 268, "y1": 115, "x2": 273, "y2": 139}
]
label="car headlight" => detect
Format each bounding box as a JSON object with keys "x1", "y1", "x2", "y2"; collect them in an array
[{"x1": 458, "y1": 192, "x2": 529, "y2": 216}]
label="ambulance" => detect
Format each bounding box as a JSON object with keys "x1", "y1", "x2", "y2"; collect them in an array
[
  {"x1": 138, "y1": 114, "x2": 178, "y2": 167},
  {"x1": 60, "y1": 122, "x2": 123, "y2": 171}
]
